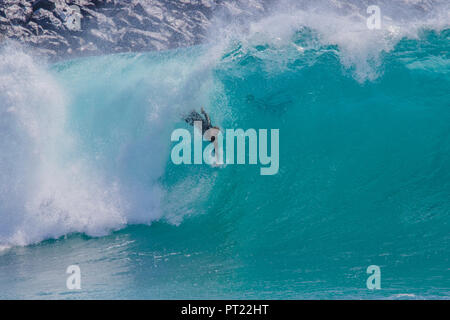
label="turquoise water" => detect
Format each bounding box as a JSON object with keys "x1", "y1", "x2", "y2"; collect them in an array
[{"x1": 0, "y1": 25, "x2": 449, "y2": 298}]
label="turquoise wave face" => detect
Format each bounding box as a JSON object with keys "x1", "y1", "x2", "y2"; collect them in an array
[{"x1": 0, "y1": 27, "x2": 449, "y2": 299}]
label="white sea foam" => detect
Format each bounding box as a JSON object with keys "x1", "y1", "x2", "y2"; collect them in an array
[
  {"x1": 0, "y1": 43, "x2": 221, "y2": 247},
  {"x1": 206, "y1": 0, "x2": 449, "y2": 80},
  {"x1": 0, "y1": 44, "x2": 127, "y2": 246}
]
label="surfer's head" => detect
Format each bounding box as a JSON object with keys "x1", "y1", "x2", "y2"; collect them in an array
[{"x1": 205, "y1": 126, "x2": 221, "y2": 142}]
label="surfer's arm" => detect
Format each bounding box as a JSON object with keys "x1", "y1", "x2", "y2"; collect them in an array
[{"x1": 201, "y1": 107, "x2": 211, "y2": 127}]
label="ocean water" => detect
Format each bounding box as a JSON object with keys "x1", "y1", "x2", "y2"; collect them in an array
[{"x1": 0, "y1": 1, "x2": 449, "y2": 299}]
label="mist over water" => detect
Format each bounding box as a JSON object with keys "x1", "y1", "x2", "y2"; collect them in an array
[{"x1": 0, "y1": 0, "x2": 449, "y2": 298}]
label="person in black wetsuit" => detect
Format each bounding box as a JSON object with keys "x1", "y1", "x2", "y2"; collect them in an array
[
  {"x1": 184, "y1": 107, "x2": 219, "y2": 142},
  {"x1": 184, "y1": 107, "x2": 222, "y2": 164}
]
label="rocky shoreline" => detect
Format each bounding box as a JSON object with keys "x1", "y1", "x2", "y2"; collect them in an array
[{"x1": 0, "y1": 0, "x2": 267, "y2": 59}]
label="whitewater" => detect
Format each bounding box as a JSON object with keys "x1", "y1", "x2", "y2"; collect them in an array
[{"x1": 0, "y1": 0, "x2": 449, "y2": 298}]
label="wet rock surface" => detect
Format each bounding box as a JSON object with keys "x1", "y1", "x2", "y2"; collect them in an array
[{"x1": 0, "y1": 0, "x2": 267, "y2": 59}]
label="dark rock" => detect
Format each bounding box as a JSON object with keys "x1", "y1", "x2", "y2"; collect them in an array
[
  {"x1": 4, "y1": 4, "x2": 32, "y2": 24},
  {"x1": 31, "y1": 8, "x2": 65, "y2": 31},
  {"x1": 32, "y1": 0, "x2": 56, "y2": 12}
]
